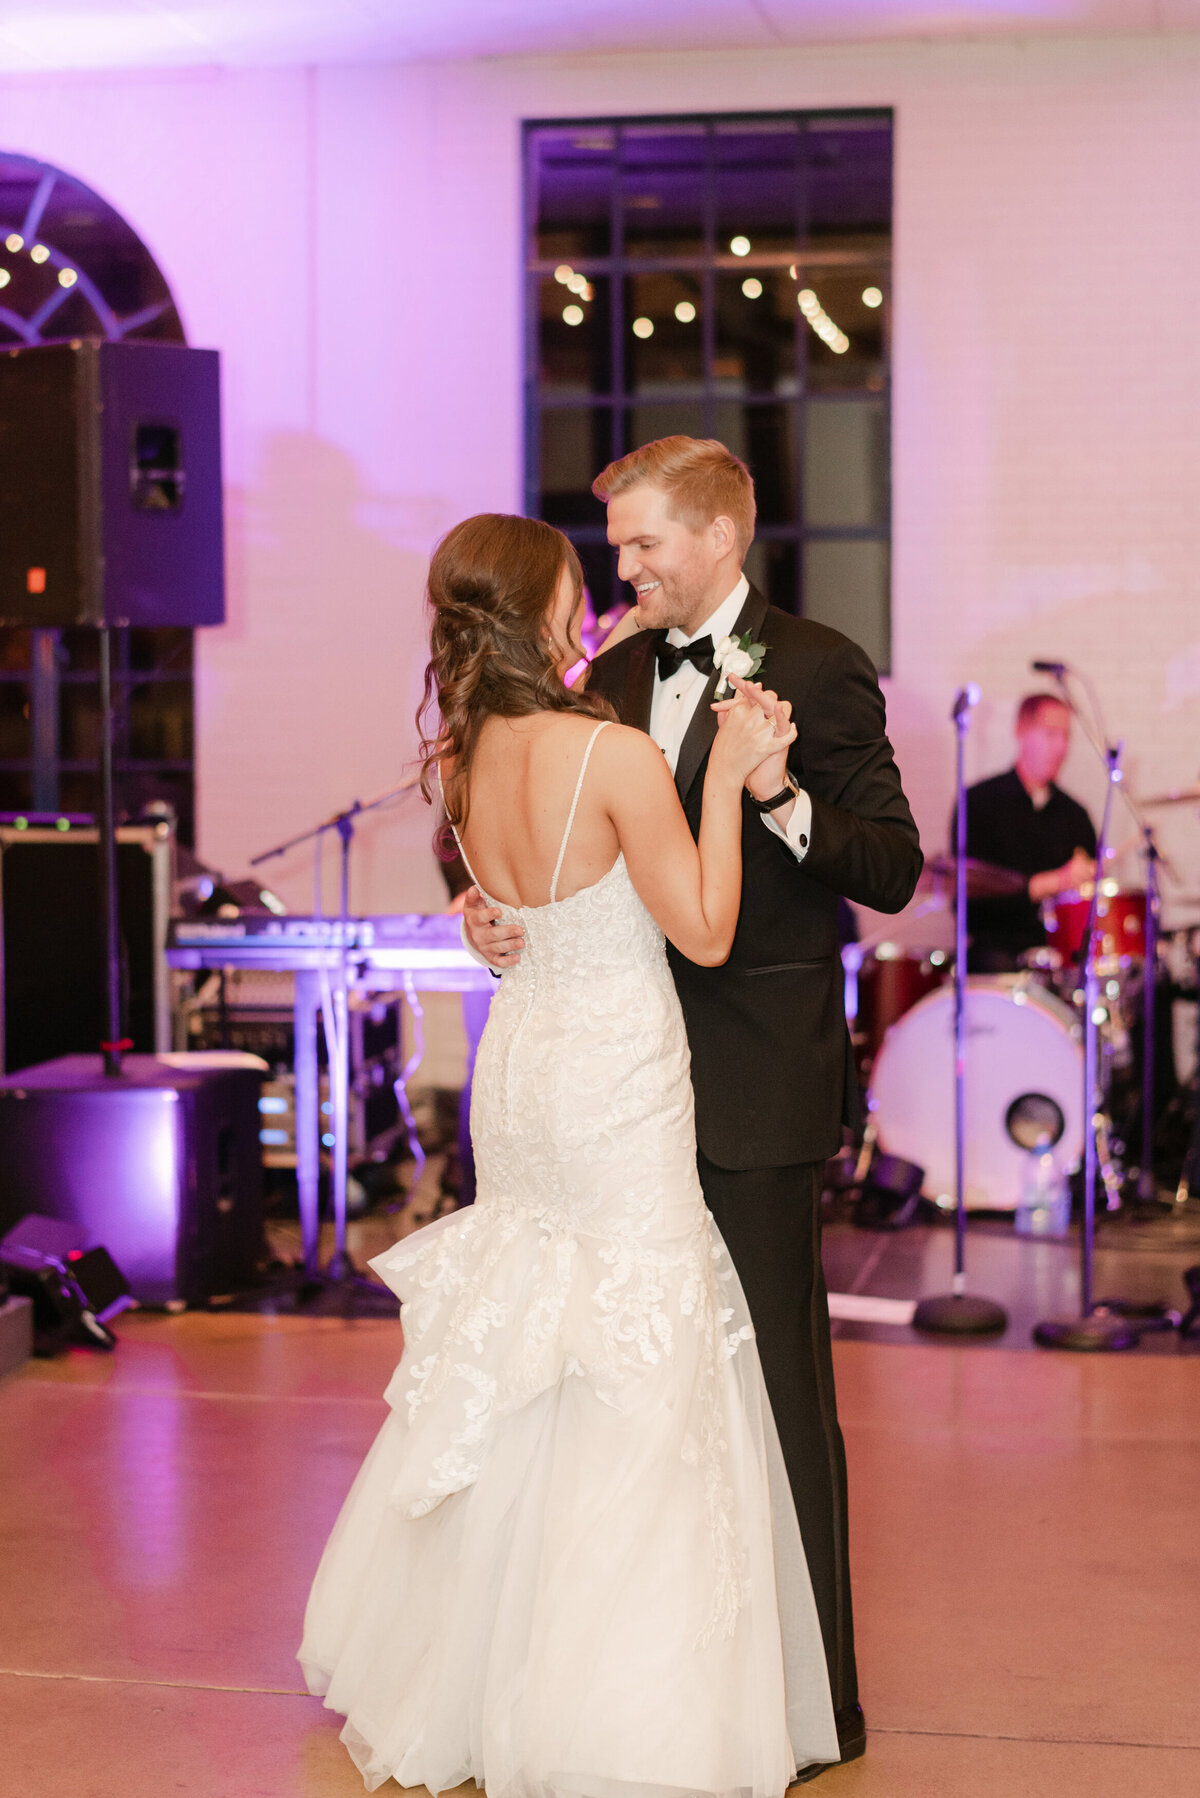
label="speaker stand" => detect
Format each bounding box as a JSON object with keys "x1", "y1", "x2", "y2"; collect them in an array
[{"x1": 97, "y1": 626, "x2": 128, "y2": 1077}]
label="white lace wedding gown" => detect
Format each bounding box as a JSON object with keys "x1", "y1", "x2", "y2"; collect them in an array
[{"x1": 299, "y1": 723, "x2": 838, "y2": 1796}]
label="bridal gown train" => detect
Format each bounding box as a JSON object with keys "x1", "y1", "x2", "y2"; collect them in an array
[{"x1": 299, "y1": 723, "x2": 838, "y2": 1796}]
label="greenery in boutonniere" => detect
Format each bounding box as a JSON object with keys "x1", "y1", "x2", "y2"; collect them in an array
[{"x1": 713, "y1": 630, "x2": 768, "y2": 698}]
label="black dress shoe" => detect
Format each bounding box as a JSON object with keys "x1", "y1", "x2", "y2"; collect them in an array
[{"x1": 789, "y1": 1704, "x2": 866, "y2": 1785}]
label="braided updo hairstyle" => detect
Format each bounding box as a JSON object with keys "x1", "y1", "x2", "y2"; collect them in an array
[{"x1": 418, "y1": 513, "x2": 614, "y2": 836}]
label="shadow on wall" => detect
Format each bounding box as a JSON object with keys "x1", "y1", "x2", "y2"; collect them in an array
[{"x1": 206, "y1": 431, "x2": 446, "y2": 917}]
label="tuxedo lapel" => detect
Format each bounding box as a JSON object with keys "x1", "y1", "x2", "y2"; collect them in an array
[{"x1": 673, "y1": 583, "x2": 771, "y2": 802}]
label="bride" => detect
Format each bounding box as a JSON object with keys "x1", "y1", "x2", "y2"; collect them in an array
[{"x1": 299, "y1": 514, "x2": 839, "y2": 1795}]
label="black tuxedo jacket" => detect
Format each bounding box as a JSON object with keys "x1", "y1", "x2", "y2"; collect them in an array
[{"x1": 588, "y1": 584, "x2": 923, "y2": 1170}]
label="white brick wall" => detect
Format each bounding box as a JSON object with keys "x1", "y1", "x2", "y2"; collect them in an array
[{"x1": 2, "y1": 28, "x2": 1198, "y2": 958}]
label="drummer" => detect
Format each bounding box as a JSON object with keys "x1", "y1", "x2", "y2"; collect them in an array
[{"x1": 957, "y1": 692, "x2": 1097, "y2": 971}]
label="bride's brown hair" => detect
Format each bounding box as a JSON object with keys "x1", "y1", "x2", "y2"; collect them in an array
[{"x1": 417, "y1": 513, "x2": 614, "y2": 835}]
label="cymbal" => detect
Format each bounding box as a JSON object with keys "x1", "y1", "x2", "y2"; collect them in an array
[
  {"x1": 921, "y1": 855, "x2": 1027, "y2": 898},
  {"x1": 1142, "y1": 783, "x2": 1200, "y2": 807}
]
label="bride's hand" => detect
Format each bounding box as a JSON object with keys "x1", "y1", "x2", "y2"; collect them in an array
[
  {"x1": 714, "y1": 677, "x2": 794, "y2": 798},
  {"x1": 710, "y1": 684, "x2": 796, "y2": 782}
]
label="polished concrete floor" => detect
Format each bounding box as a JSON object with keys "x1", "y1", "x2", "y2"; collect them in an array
[
  {"x1": 822, "y1": 1206, "x2": 1200, "y2": 1352},
  {"x1": 3, "y1": 1241, "x2": 1199, "y2": 1796}
]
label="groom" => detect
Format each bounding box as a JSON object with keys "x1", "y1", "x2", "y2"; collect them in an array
[{"x1": 465, "y1": 437, "x2": 922, "y2": 1779}]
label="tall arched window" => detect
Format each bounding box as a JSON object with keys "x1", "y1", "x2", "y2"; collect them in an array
[{"x1": 0, "y1": 153, "x2": 196, "y2": 841}]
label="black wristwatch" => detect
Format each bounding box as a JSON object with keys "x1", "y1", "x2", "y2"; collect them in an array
[{"x1": 750, "y1": 772, "x2": 800, "y2": 815}]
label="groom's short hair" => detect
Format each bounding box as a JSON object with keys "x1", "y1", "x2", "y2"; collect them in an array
[{"x1": 592, "y1": 436, "x2": 756, "y2": 560}]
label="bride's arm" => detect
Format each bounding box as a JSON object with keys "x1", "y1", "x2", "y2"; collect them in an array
[{"x1": 597, "y1": 700, "x2": 794, "y2": 966}]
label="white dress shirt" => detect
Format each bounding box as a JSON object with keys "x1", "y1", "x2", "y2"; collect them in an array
[{"x1": 650, "y1": 576, "x2": 812, "y2": 863}]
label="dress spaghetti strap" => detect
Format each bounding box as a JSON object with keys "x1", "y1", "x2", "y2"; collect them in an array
[
  {"x1": 550, "y1": 721, "x2": 610, "y2": 904},
  {"x1": 436, "y1": 763, "x2": 484, "y2": 894}
]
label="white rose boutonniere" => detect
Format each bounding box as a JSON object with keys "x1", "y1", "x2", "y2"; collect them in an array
[{"x1": 713, "y1": 630, "x2": 768, "y2": 698}]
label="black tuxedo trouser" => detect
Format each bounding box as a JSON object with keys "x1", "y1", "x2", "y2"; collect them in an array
[{"x1": 697, "y1": 1153, "x2": 858, "y2": 1714}]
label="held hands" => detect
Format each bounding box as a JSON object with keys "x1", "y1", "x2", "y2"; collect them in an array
[{"x1": 710, "y1": 676, "x2": 797, "y2": 786}]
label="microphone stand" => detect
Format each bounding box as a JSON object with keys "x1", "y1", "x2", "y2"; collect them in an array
[
  {"x1": 1138, "y1": 826, "x2": 1161, "y2": 1204},
  {"x1": 1040, "y1": 664, "x2": 1175, "y2": 1205},
  {"x1": 1034, "y1": 742, "x2": 1139, "y2": 1351},
  {"x1": 914, "y1": 686, "x2": 1007, "y2": 1337},
  {"x1": 248, "y1": 777, "x2": 420, "y2": 1312}
]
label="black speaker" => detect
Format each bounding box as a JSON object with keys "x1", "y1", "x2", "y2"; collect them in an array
[
  {"x1": 0, "y1": 822, "x2": 172, "y2": 1073},
  {"x1": 0, "y1": 339, "x2": 224, "y2": 628}
]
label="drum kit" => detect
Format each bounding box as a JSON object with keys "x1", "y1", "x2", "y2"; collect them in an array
[
  {"x1": 838, "y1": 664, "x2": 1200, "y2": 1349},
  {"x1": 847, "y1": 778, "x2": 1199, "y2": 1216}
]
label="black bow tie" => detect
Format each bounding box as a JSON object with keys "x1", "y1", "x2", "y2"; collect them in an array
[{"x1": 654, "y1": 635, "x2": 715, "y2": 681}]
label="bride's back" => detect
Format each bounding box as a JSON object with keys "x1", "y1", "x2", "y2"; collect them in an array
[{"x1": 455, "y1": 713, "x2": 621, "y2": 911}]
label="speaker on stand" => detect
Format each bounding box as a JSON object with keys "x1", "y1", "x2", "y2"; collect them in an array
[
  {"x1": 0, "y1": 342, "x2": 249, "y2": 1311},
  {"x1": 0, "y1": 337, "x2": 224, "y2": 1078}
]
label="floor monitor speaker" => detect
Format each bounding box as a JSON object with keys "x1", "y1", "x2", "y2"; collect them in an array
[
  {"x1": 0, "y1": 1054, "x2": 265, "y2": 1306},
  {"x1": 0, "y1": 1213, "x2": 131, "y2": 1353}
]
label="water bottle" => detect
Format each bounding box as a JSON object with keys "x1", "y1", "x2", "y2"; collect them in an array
[{"x1": 1015, "y1": 1136, "x2": 1071, "y2": 1238}]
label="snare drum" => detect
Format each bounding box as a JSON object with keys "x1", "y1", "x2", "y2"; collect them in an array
[
  {"x1": 867, "y1": 976, "x2": 1084, "y2": 1210},
  {"x1": 1042, "y1": 881, "x2": 1146, "y2": 964}
]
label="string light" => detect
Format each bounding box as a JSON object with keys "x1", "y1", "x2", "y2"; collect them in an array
[
  {"x1": 632, "y1": 316, "x2": 654, "y2": 339},
  {"x1": 797, "y1": 288, "x2": 849, "y2": 354},
  {"x1": 562, "y1": 304, "x2": 584, "y2": 326},
  {"x1": 0, "y1": 270, "x2": 9, "y2": 289},
  {"x1": 554, "y1": 264, "x2": 574, "y2": 284},
  {"x1": 5, "y1": 233, "x2": 21, "y2": 252},
  {"x1": 729, "y1": 235, "x2": 751, "y2": 256},
  {"x1": 674, "y1": 300, "x2": 696, "y2": 323},
  {"x1": 58, "y1": 269, "x2": 77, "y2": 288},
  {"x1": 862, "y1": 286, "x2": 883, "y2": 308},
  {"x1": 30, "y1": 244, "x2": 49, "y2": 264},
  {"x1": 742, "y1": 277, "x2": 763, "y2": 299}
]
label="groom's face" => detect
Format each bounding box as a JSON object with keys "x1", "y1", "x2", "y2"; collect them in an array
[{"x1": 606, "y1": 483, "x2": 737, "y2": 636}]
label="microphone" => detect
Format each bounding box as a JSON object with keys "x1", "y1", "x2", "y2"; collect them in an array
[
  {"x1": 1031, "y1": 660, "x2": 1068, "y2": 679},
  {"x1": 951, "y1": 683, "x2": 980, "y2": 722}
]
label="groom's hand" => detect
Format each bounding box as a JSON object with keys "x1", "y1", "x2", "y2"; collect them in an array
[{"x1": 463, "y1": 884, "x2": 525, "y2": 969}]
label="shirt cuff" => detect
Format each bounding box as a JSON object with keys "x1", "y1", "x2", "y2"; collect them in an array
[
  {"x1": 760, "y1": 785, "x2": 813, "y2": 862},
  {"x1": 460, "y1": 913, "x2": 498, "y2": 971}
]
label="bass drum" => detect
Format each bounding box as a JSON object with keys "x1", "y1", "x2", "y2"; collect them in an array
[{"x1": 867, "y1": 977, "x2": 1084, "y2": 1211}]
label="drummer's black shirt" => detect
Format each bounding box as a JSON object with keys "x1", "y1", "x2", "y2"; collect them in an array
[{"x1": 954, "y1": 768, "x2": 1096, "y2": 967}]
